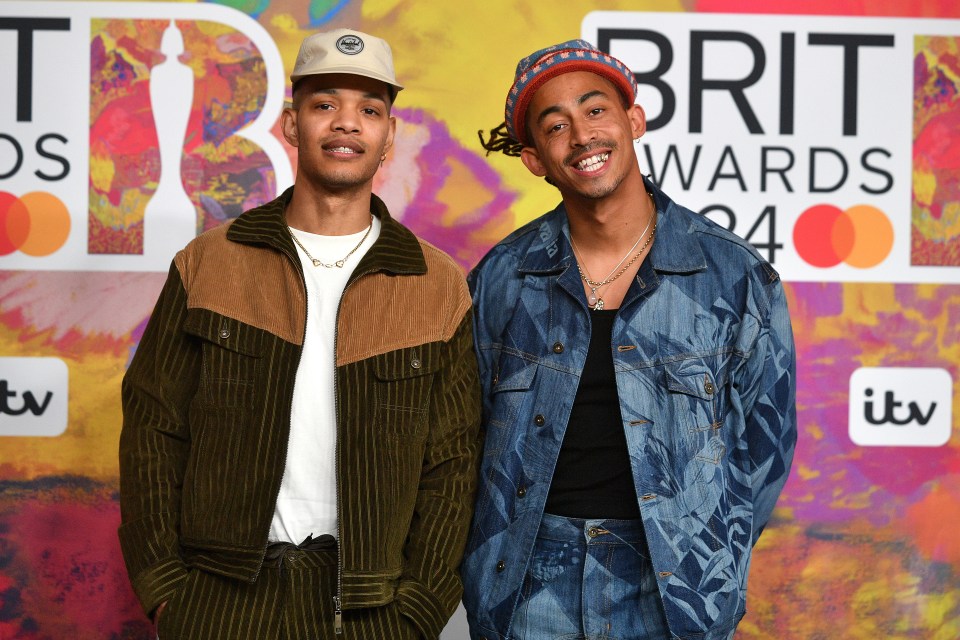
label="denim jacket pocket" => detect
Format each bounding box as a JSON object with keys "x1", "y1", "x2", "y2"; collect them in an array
[
  {"x1": 492, "y1": 350, "x2": 538, "y2": 393},
  {"x1": 663, "y1": 360, "x2": 736, "y2": 555},
  {"x1": 664, "y1": 360, "x2": 728, "y2": 465},
  {"x1": 488, "y1": 351, "x2": 539, "y2": 448}
]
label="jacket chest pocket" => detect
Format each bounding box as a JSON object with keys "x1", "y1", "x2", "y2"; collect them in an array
[
  {"x1": 485, "y1": 350, "x2": 539, "y2": 456},
  {"x1": 372, "y1": 346, "x2": 439, "y2": 439},
  {"x1": 664, "y1": 360, "x2": 729, "y2": 465},
  {"x1": 184, "y1": 313, "x2": 263, "y2": 410}
]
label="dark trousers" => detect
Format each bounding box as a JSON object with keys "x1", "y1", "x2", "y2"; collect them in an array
[{"x1": 157, "y1": 542, "x2": 420, "y2": 639}]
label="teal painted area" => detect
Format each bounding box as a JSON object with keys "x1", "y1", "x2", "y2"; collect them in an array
[
  {"x1": 205, "y1": 0, "x2": 271, "y2": 18},
  {"x1": 309, "y1": 0, "x2": 351, "y2": 26}
]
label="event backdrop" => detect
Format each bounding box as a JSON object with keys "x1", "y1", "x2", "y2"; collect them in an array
[{"x1": 1, "y1": 0, "x2": 958, "y2": 638}]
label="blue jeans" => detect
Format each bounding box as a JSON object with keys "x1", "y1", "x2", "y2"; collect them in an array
[{"x1": 510, "y1": 513, "x2": 670, "y2": 640}]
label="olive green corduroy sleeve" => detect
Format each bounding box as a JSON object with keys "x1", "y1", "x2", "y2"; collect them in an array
[
  {"x1": 118, "y1": 260, "x2": 198, "y2": 617},
  {"x1": 394, "y1": 311, "x2": 482, "y2": 639}
]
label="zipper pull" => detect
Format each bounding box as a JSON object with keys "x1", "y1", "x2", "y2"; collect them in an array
[{"x1": 333, "y1": 595, "x2": 343, "y2": 635}]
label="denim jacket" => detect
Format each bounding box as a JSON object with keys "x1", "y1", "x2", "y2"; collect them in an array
[{"x1": 461, "y1": 181, "x2": 797, "y2": 640}]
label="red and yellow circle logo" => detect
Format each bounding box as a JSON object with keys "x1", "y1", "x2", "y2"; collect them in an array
[
  {"x1": 793, "y1": 204, "x2": 894, "y2": 268},
  {"x1": 0, "y1": 191, "x2": 71, "y2": 257}
]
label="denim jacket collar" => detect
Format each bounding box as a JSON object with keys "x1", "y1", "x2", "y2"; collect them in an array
[{"x1": 518, "y1": 180, "x2": 708, "y2": 278}]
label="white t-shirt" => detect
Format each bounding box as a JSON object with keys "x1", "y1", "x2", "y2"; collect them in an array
[{"x1": 268, "y1": 216, "x2": 381, "y2": 544}]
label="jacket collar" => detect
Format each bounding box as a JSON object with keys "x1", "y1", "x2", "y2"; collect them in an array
[
  {"x1": 227, "y1": 186, "x2": 427, "y2": 276},
  {"x1": 518, "y1": 178, "x2": 707, "y2": 276}
]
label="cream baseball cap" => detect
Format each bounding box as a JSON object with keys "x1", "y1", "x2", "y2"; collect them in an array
[{"x1": 290, "y1": 28, "x2": 403, "y2": 96}]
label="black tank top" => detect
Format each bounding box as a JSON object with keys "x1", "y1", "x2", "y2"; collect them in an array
[{"x1": 544, "y1": 309, "x2": 641, "y2": 519}]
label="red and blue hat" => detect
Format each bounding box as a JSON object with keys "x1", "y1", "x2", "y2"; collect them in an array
[{"x1": 505, "y1": 39, "x2": 638, "y2": 146}]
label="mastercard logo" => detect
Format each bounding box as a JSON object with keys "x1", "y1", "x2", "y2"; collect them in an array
[
  {"x1": 793, "y1": 204, "x2": 894, "y2": 268},
  {"x1": 0, "y1": 192, "x2": 71, "y2": 257}
]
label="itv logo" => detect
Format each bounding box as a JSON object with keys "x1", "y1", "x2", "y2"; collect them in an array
[
  {"x1": 0, "y1": 357, "x2": 68, "y2": 437},
  {"x1": 849, "y1": 367, "x2": 953, "y2": 447}
]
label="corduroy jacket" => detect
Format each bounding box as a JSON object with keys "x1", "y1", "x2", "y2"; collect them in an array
[{"x1": 119, "y1": 188, "x2": 482, "y2": 639}]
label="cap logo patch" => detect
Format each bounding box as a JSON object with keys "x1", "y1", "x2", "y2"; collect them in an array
[{"x1": 336, "y1": 35, "x2": 364, "y2": 55}]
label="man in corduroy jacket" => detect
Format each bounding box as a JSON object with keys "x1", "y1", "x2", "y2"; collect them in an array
[{"x1": 119, "y1": 28, "x2": 481, "y2": 639}]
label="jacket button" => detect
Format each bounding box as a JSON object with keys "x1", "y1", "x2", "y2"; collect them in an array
[
  {"x1": 704, "y1": 379, "x2": 715, "y2": 395},
  {"x1": 534, "y1": 414, "x2": 545, "y2": 426},
  {"x1": 218, "y1": 328, "x2": 230, "y2": 339},
  {"x1": 517, "y1": 486, "x2": 526, "y2": 498},
  {"x1": 492, "y1": 374, "x2": 499, "y2": 385},
  {"x1": 552, "y1": 341, "x2": 564, "y2": 353},
  {"x1": 411, "y1": 358, "x2": 422, "y2": 369},
  {"x1": 496, "y1": 560, "x2": 505, "y2": 572}
]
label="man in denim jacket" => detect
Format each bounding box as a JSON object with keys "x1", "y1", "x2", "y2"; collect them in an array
[{"x1": 462, "y1": 39, "x2": 797, "y2": 640}]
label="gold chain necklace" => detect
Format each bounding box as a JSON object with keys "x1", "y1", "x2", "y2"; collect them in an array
[
  {"x1": 571, "y1": 194, "x2": 657, "y2": 310},
  {"x1": 289, "y1": 215, "x2": 373, "y2": 268}
]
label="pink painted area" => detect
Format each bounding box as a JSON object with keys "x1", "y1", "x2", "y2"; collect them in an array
[
  {"x1": 0, "y1": 271, "x2": 167, "y2": 345},
  {"x1": 0, "y1": 484, "x2": 149, "y2": 639}
]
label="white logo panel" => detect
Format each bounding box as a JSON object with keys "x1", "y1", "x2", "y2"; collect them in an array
[
  {"x1": 848, "y1": 367, "x2": 952, "y2": 447},
  {"x1": 0, "y1": 357, "x2": 69, "y2": 437},
  {"x1": 582, "y1": 12, "x2": 960, "y2": 284}
]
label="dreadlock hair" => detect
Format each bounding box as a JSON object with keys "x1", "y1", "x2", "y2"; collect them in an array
[
  {"x1": 478, "y1": 120, "x2": 557, "y2": 186},
  {"x1": 478, "y1": 121, "x2": 524, "y2": 157}
]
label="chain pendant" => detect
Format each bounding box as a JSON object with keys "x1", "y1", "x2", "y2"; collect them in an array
[
  {"x1": 594, "y1": 297, "x2": 605, "y2": 310},
  {"x1": 289, "y1": 215, "x2": 373, "y2": 269}
]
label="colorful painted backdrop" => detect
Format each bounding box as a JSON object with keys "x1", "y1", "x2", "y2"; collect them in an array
[{"x1": 1, "y1": 1, "x2": 958, "y2": 639}]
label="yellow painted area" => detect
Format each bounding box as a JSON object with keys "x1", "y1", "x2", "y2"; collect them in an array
[
  {"x1": 435, "y1": 158, "x2": 494, "y2": 226},
  {"x1": 0, "y1": 336, "x2": 126, "y2": 481},
  {"x1": 841, "y1": 283, "x2": 897, "y2": 327},
  {"x1": 89, "y1": 154, "x2": 116, "y2": 195},
  {"x1": 915, "y1": 201, "x2": 960, "y2": 239},
  {"x1": 118, "y1": 188, "x2": 150, "y2": 227},
  {"x1": 830, "y1": 487, "x2": 878, "y2": 511},
  {"x1": 807, "y1": 422, "x2": 824, "y2": 441},
  {"x1": 268, "y1": 12, "x2": 316, "y2": 99},
  {"x1": 912, "y1": 170, "x2": 936, "y2": 206},
  {"x1": 797, "y1": 464, "x2": 821, "y2": 481},
  {"x1": 194, "y1": 135, "x2": 261, "y2": 162},
  {"x1": 923, "y1": 591, "x2": 959, "y2": 637}
]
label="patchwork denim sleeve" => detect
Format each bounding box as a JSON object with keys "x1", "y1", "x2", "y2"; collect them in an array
[{"x1": 741, "y1": 269, "x2": 797, "y2": 544}]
